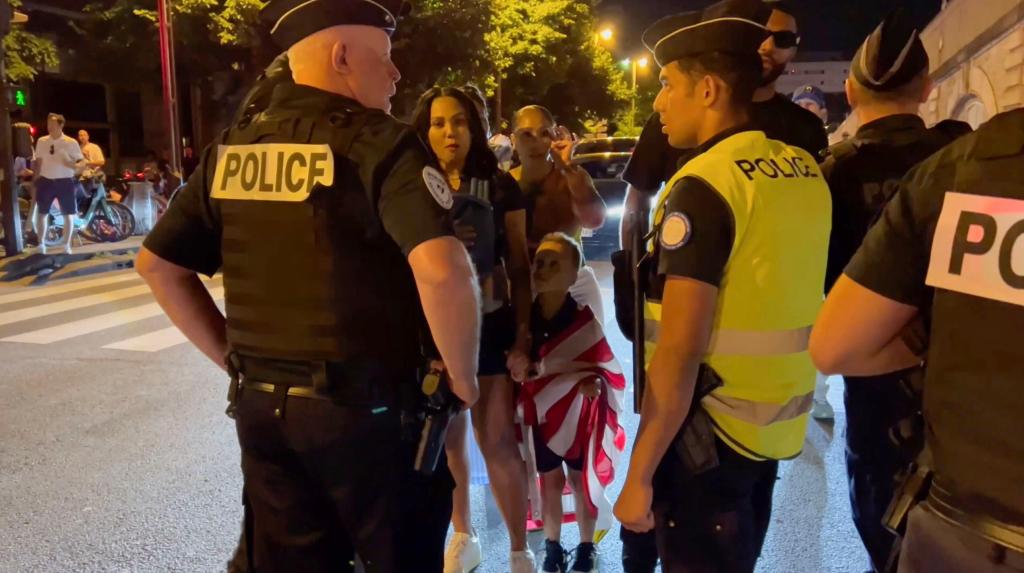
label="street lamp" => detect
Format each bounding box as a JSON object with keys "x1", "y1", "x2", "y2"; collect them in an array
[
  {"x1": 599, "y1": 27, "x2": 614, "y2": 41},
  {"x1": 625, "y1": 56, "x2": 650, "y2": 132}
]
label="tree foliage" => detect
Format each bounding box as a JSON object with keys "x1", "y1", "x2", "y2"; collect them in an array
[
  {"x1": 4, "y1": 0, "x2": 59, "y2": 83},
  {"x1": 68, "y1": 0, "x2": 629, "y2": 132}
]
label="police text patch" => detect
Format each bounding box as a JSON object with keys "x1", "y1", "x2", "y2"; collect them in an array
[
  {"x1": 660, "y1": 213, "x2": 692, "y2": 250},
  {"x1": 423, "y1": 167, "x2": 453, "y2": 210},
  {"x1": 926, "y1": 192, "x2": 1024, "y2": 307},
  {"x1": 210, "y1": 144, "x2": 334, "y2": 202}
]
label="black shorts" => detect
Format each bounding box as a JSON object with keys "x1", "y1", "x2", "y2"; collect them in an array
[
  {"x1": 479, "y1": 305, "x2": 514, "y2": 377},
  {"x1": 35, "y1": 177, "x2": 77, "y2": 216},
  {"x1": 532, "y1": 427, "x2": 584, "y2": 474}
]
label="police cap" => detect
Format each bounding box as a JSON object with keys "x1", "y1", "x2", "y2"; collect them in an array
[
  {"x1": 642, "y1": 0, "x2": 771, "y2": 68},
  {"x1": 792, "y1": 85, "x2": 826, "y2": 109},
  {"x1": 852, "y1": 8, "x2": 929, "y2": 92},
  {"x1": 261, "y1": 0, "x2": 412, "y2": 50}
]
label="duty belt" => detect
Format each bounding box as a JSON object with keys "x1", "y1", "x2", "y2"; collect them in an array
[
  {"x1": 927, "y1": 478, "x2": 1024, "y2": 554},
  {"x1": 225, "y1": 352, "x2": 404, "y2": 418}
]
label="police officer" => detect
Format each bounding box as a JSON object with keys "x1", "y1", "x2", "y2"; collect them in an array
[
  {"x1": 135, "y1": 1, "x2": 482, "y2": 571},
  {"x1": 811, "y1": 109, "x2": 1024, "y2": 573},
  {"x1": 614, "y1": 1, "x2": 832, "y2": 571},
  {"x1": 820, "y1": 11, "x2": 970, "y2": 571}
]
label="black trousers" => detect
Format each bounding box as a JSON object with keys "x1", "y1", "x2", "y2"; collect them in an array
[
  {"x1": 845, "y1": 373, "x2": 920, "y2": 572},
  {"x1": 233, "y1": 389, "x2": 452, "y2": 573},
  {"x1": 653, "y1": 438, "x2": 778, "y2": 573},
  {"x1": 620, "y1": 526, "x2": 659, "y2": 573}
]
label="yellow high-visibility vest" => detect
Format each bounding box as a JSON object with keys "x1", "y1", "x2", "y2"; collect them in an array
[{"x1": 646, "y1": 130, "x2": 831, "y2": 460}]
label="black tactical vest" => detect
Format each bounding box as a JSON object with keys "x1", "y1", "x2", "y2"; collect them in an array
[{"x1": 211, "y1": 104, "x2": 426, "y2": 367}]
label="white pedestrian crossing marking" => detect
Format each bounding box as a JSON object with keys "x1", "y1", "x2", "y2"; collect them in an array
[
  {"x1": 104, "y1": 327, "x2": 189, "y2": 353},
  {"x1": 0, "y1": 273, "x2": 224, "y2": 354},
  {"x1": 0, "y1": 272, "x2": 139, "y2": 305},
  {"x1": 3, "y1": 287, "x2": 225, "y2": 344},
  {"x1": 0, "y1": 284, "x2": 156, "y2": 327}
]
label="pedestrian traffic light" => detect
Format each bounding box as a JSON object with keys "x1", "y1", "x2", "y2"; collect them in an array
[{"x1": 8, "y1": 85, "x2": 28, "y2": 109}]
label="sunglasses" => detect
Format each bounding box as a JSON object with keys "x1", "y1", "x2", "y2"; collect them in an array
[{"x1": 771, "y1": 31, "x2": 800, "y2": 49}]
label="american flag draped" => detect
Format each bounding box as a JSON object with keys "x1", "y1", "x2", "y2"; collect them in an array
[{"x1": 517, "y1": 304, "x2": 627, "y2": 532}]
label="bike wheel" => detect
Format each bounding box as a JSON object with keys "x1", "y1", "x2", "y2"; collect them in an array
[
  {"x1": 110, "y1": 203, "x2": 136, "y2": 239},
  {"x1": 87, "y1": 205, "x2": 124, "y2": 243},
  {"x1": 44, "y1": 210, "x2": 66, "y2": 247}
]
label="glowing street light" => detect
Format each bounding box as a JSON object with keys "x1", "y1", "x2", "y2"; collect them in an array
[
  {"x1": 638, "y1": 56, "x2": 650, "y2": 69},
  {"x1": 600, "y1": 27, "x2": 614, "y2": 41}
]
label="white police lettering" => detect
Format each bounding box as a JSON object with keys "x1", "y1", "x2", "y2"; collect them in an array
[
  {"x1": 423, "y1": 166, "x2": 453, "y2": 210},
  {"x1": 926, "y1": 192, "x2": 1024, "y2": 307},
  {"x1": 210, "y1": 143, "x2": 334, "y2": 202},
  {"x1": 660, "y1": 212, "x2": 692, "y2": 250}
]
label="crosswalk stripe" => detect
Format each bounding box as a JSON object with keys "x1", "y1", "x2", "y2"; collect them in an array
[
  {"x1": 0, "y1": 284, "x2": 159, "y2": 327},
  {"x1": 0, "y1": 272, "x2": 140, "y2": 305},
  {"x1": 2, "y1": 287, "x2": 226, "y2": 344},
  {"x1": 104, "y1": 327, "x2": 189, "y2": 353}
]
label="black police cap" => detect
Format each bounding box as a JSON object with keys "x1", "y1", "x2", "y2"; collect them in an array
[
  {"x1": 261, "y1": 0, "x2": 412, "y2": 50},
  {"x1": 852, "y1": 8, "x2": 929, "y2": 92},
  {"x1": 642, "y1": 0, "x2": 772, "y2": 68}
]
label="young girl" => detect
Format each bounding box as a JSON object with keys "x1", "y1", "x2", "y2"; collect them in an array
[
  {"x1": 510, "y1": 106, "x2": 607, "y2": 325},
  {"x1": 412, "y1": 87, "x2": 536, "y2": 573}
]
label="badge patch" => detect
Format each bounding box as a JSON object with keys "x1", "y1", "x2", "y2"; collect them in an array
[
  {"x1": 210, "y1": 143, "x2": 334, "y2": 202},
  {"x1": 423, "y1": 167, "x2": 453, "y2": 210},
  {"x1": 660, "y1": 213, "x2": 692, "y2": 250}
]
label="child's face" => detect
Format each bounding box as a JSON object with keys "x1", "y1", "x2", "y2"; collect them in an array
[{"x1": 533, "y1": 241, "x2": 578, "y2": 294}]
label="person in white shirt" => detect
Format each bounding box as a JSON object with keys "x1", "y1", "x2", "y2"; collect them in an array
[
  {"x1": 33, "y1": 113, "x2": 86, "y2": 254},
  {"x1": 77, "y1": 130, "x2": 105, "y2": 172}
]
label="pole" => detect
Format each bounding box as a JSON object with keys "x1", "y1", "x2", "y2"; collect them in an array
[
  {"x1": 0, "y1": 0, "x2": 24, "y2": 257},
  {"x1": 629, "y1": 61, "x2": 637, "y2": 133},
  {"x1": 157, "y1": 0, "x2": 182, "y2": 178}
]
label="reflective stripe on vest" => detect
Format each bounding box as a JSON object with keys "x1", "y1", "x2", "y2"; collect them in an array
[{"x1": 645, "y1": 130, "x2": 831, "y2": 461}]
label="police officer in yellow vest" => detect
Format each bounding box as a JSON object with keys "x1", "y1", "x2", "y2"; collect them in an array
[
  {"x1": 135, "y1": 1, "x2": 482, "y2": 571},
  {"x1": 812, "y1": 109, "x2": 1024, "y2": 572},
  {"x1": 614, "y1": 1, "x2": 832, "y2": 570}
]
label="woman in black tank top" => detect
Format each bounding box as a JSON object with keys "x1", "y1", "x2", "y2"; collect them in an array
[{"x1": 412, "y1": 87, "x2": 534, "y2": 569}]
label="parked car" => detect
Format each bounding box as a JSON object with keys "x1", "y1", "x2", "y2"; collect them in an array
[{"x1": 571, "y1": 137, "x2": 638, "y2": 261}]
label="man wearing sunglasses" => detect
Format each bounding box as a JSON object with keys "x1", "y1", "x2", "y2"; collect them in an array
[{"x1": 31, "y1": 113, "x2": 86, "y2": 255}]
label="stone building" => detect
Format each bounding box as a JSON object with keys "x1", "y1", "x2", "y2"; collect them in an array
[{"x1": 920, "y1": 0, "x2": 1024, "y2": 128}]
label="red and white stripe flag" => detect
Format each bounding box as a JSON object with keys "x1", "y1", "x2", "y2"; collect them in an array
[{"x1": 518, "y1": 304, "x2": 627, "y2": 532}]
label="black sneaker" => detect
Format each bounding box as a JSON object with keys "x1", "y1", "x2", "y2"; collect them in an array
[
  {"x1": 542, "y1": 539, "x2": 567, "y2": 573},
  {"x1": 570, "y1": 542, "x2": 598, "y2": 572}
]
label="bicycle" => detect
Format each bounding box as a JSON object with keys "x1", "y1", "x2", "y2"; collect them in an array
[{"x1": 43, "y1": 177, "x2": 136, "y2": 248}]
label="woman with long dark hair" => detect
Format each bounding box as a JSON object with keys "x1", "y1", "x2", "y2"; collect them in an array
[{"x1": 411, "y1": 87, "x2": 536, "y2": 573}]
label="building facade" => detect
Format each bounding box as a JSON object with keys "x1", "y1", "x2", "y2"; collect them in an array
[{"x1": 920, "y1": 0, "x2": 1024, "y2": 128}]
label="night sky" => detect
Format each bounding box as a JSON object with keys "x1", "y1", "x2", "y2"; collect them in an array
[{"x1": 597, "y1": 0, "x2": 944, "y2": 59}]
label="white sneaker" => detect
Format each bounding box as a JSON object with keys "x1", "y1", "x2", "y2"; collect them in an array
[
  {"x1": 444, "y1": 532, "x2": 482, "y2": 573},
  {"x1": 39, "y1": 244, "x2": 48, "y2": 255},
  {"x1": 811, "y1": 398, "x2": 835, "y2": 421},
  {"x1": 510, "y1": 548, "x2": 538, "y2": 573}
]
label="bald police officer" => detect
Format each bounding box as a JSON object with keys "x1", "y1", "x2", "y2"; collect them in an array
[
  {"x1": 821, "y1": 11, "x2": 970, "y2": 571},
  {"x1": 135, "y1": 1, "x2": 481, "y2": 571},
  {"x1": 614, "y1": 1, "x2": 832, "y2": 571},
  {"x1": 811, "y1": 108, "x2": 1024, "y2": 573}
]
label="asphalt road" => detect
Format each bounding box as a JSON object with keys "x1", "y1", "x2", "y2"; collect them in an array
[{"x1": 0, "y1": 262, "x2": 869, "y2": 572}]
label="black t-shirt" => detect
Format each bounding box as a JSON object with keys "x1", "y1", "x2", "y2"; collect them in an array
[
  {"x1": 750, "y1": 94, "x2": 830, "y2": 160},
  {"x1": 821, "y1": 114, "x2": 961, "y2": 291},
  {"x1": 622, "y1": 113, "x2": 692, "y2": 193},
  {"x1": 623, "y1": 95, "x2": 828, "y2": 194},
  {"x1": 530, "y1": 293, "x2": 581, "y2": 360},
  {"x1": 845, "y1": 109, "x2": 1024, "y2": 523}
]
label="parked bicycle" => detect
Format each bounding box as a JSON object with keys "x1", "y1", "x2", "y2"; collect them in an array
[{"x1": 44, "y1": 177, "x2": 136, "y2": 248}]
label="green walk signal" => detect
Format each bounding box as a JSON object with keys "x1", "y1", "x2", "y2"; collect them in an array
[{"x1": 14, "y1": 89, "x2": 27, "y2": 107}]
